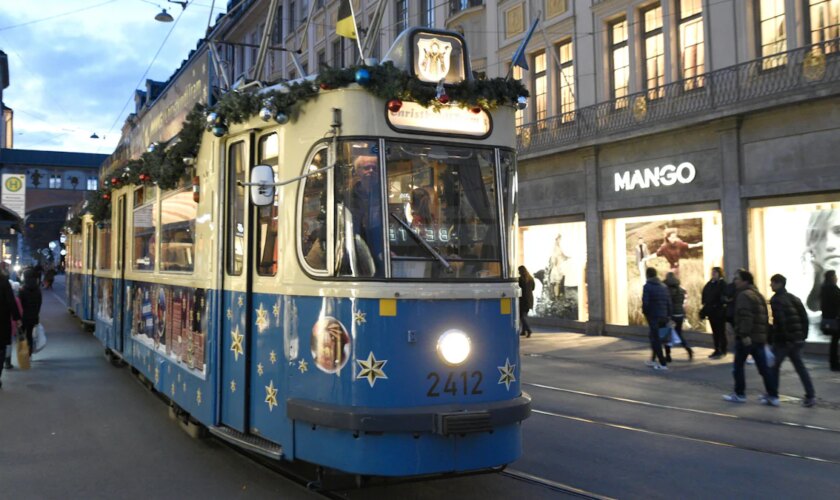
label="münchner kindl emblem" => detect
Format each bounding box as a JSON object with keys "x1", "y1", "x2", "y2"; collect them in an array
[{"x1": 417, "y1": 37, "x2": 453, "y2": 83}]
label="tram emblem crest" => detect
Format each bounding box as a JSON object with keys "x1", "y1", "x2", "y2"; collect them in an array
[{"x1": 417, "y1": 37, "x2": 452, "y2": 83}]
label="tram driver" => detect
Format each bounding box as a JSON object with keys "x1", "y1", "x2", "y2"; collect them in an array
[{"x1": 335, "y1": 146, "x2": 383, "y2": 277}]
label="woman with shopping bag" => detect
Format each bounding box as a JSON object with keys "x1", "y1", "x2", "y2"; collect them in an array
[
  {"x1": 19, "y1": 268, "x2": 43, "y2": 359},
  {"x1": 0, "y1": 263, "x2": 22, "y2": 387}
]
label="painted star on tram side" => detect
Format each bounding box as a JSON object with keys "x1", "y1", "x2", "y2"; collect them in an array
[
  {"x1": 353, "y1": 310, "x2": 366, "y2": 325},
  {"x1": 356, "y1": 352, "x2": 388, "y2": 388},
  {"x1": 230, "y1": 326, "x2": 244, "y2": 361},
  {"x1": 497, "y1": 358, "x2": 517, "y2": 391},
  {"x1": 269, "y1": 350, "x2": 278, "y2": 365},
  {"x1": 226, "y1": 308, "x2": 233, "y2": 320},
  {"x1": 182, "y1": 382, "x2": 187, "y2": 393},
  {"x1": 154, "y1": 366, "x2": 160, "y2": 384},
  {"x1": 230, "y1": 380, "x2": 237, "y2": 393},
  {"x1": 298, "y1": 359, "x2": 309, "y2": 373},
  {"x1": 196, "y1": 388, "x2": 203, "y2": 405},
  {"x1": 257, "y1": 363, "x2": 264, "y2": 376},
  {"x1": 170, "y1": 383, "x2": 176, "y2": 397},
  {"x1": 272, "y1": 303, "x2": 280, "y2": 321},
  {"x1": 256, "y1": 303, "x2": 269, "y2": 333},
  {"x1": 265, "y1": 380, "x2": 278, "y2": 412},
  {"x1": 238, "y1": 295, "x2": 244, "y2": 307}
]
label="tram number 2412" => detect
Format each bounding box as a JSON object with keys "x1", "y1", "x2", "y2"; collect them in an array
[{"x1": 426, "y1": 371, "x2": 483, "y2": 397}]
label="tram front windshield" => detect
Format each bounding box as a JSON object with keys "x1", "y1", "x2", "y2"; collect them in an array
[{"x1": 385, "y1": 141, "x2": 502, "y2": 279}]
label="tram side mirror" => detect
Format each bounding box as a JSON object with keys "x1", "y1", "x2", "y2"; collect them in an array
[{"x1": 250, "y1": 164, "x2": 276, "y2": 206}]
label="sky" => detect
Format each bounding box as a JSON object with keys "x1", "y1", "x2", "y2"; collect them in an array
[{"x1": 0, "y1": 0, "x2": 228, "y2": 155}]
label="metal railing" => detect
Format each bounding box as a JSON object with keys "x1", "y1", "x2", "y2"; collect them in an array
[{"x1": 516, "y1": 41, "x2": 840, "y2": 156}]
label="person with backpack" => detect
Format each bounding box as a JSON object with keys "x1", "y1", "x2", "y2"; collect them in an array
[{"x1": 767, "y1": 274, "x2": 816, "y2": 408}]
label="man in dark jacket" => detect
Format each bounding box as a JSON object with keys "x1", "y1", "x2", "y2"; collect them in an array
[
  {"x1": 768, "y1": 274, "x2": 815, "y2": 407},
  {"x1": 19, "y1": 269, "x2": 43, "y2": 357},
  {"x1": 0, "y1": 263, "x2": 22, "y2": 388},
  {"x1": 723, "y1": 269, "x2": 773, "y2": 404},
  {"x1": 701, "y1": 267, "x2": 727, "y2": 358},
  {"x1": 642, "y1": 267, "x2": 671, "y2": 371}
]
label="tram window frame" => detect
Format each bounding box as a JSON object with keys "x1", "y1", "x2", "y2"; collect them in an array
[
  {"x1": 97, "y1": 222, "x2": 112, "y2": 271},
  {"x1": 132, "y1": 187, "x2": 158, "y2": 272},
  {"x1": 226, "y1": 140, "x2": 247, "y2": 276},
  {"x1": 85, "y1": 222, "x2": 95, "y2": 271},
  {"x1": 256, "y1": 133, "x2": 280, "y2": 277},
  {"x1": 160, "y1": 187, "x2": 197, "y2": 273},
  {"x1": 297, "y1": 144, "x2": 330, "y2": 276}
]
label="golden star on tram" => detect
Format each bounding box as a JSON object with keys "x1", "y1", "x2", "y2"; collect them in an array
[
  {"x1": 356, "y1": 352, "x2": 388, "y2": 388},
  {"x1": 353, "y1": 310, "x2": 366, "y2": 325},
  {"x1": 182, "y1": 382, "x2": 187, "y2": 392},
  {"x1": 154, "y1": 366, "x2": 160, "y2": 384},
  {"x1": 196, "y1": 388, "x2": 203, "y2": 405},
  {"x1": 226, "y1": 308, "x2": 233, "y2": 320},
  {"x1": 497, "y1": 358, "x2": 517, "y2": 391},
  {"x1": 238, "y1": 295, "x2": 244, "y2": 307},
  {"x1": 269, "y1": 350, "x2": 278, "y2": 364},
  {"x1": 257, "y1": 363, "x2": 264, "y2": 376},
  {"x1": 298, "y1": 359, "x2": 309, "y2": 373},
  {"x1": 272, "y1": 303, "x2": 280, "y2": 320},
  {"x1": 230, "y1": 326, "x2": 244, "y2": 361},
  {"x1": 170, "y1": 383, "x2": 176, "y2": 396},
  {"x1": 265, "y1": 380, "x2": 278, "y2": 412},
  {"x1": 255, "y1": 303, "x2": 269, "y2": 333},
  {"x1": 230, "y1": 380, "x2": 237, "y2": 393}
]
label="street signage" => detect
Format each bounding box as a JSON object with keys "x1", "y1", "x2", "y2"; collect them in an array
[{"x1": 2, "y1": 173, "x2": 26, "y2": 218}]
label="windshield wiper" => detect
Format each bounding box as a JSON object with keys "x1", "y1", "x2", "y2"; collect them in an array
[{"x1": 390, "y1": 213, "x2": 453, "y2": 273}]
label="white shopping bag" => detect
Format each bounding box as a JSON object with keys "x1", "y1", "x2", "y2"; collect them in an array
[
  {"x1": 33, "y1": 324, "x2": 47, "y2": 353},
  {"x1": 669, "y1": 329, "x2": 682, "y2": 346}
]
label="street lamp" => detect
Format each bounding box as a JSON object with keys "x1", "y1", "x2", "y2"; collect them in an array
[{"x1": 154, "y1": 1, "x2": 188, "y2": 23}]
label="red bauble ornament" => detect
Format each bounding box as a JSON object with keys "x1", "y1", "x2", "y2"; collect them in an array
[
  {"x1": 387, "y1": 99, "x2": 403, "y2": 113},
  {"x1": 470, "y1": 106, "x2": 482, "y2": 114},
  {"x1": 111, "y1": 177, "x2": 119, "y2": 185},
  {"x1": 319, "y1": 82, "x2": 330, "y2": 90},
  {"x1": 139, "y1": 173, "x2": 149, "y2": 182},
  {"x1": 438, "y1": 94, "x2": 450, "y2": 105},
  {"x1": 102, "y1": 193, "x2": 110, "y2": 201}
]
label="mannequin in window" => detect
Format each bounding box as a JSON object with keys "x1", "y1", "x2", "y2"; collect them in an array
[{"x1": 634, "y1": 236, "x2": 651, "y2": 281}]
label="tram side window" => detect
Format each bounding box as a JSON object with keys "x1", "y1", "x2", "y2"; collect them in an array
[
  {"x1": 500, "y1": 149, "x2": 518, "y2": 278},
  {"x1": 227, "y1": 141, "x2": 246, "y2": 276},
  {"x1": 257, "y1": 133, "x2": 279, "y2": 276},
  {"x1": 97, "y1": 224, "x2": 112, "y2": 271},
  {"x1": 160, "y1": 189, "x2": 197, "y2": 272},
  {"x1": 334, "y1": 140, "x2": 384, "y2": 278},
  {"x1": 133, "y1": 191, "x2": 158, "y2": 271},
  {"x1": 300, "y1": 147, "x2": 328, "y2": 272}
]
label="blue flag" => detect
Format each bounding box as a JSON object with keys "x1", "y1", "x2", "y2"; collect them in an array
[{"x1": 511, "y1": 17, "x2": 540, "y2": 71}]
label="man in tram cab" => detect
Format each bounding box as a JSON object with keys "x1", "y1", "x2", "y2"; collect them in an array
[{"x1": 342, "y1": 149, "x2": 383, "y2": 277}]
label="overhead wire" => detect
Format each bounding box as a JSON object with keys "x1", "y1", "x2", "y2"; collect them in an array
[{"x1": 0, "y1": 0, "x2": 118, "y2": 32}]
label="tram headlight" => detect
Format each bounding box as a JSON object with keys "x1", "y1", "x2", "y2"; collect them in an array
[{"x1": 437, "y1": 329, "x2": 471, "y2": 366}]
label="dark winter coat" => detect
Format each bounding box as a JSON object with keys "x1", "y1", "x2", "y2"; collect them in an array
[
  {"x1": 734, "y1": 285, "x2": 770, "y2": 344},
  {"x1": 519, "y1": 273, "x2": 535, "y2": 312},
  {"x1": 701, "y1": 278, "x2": 726, "y2": 319},
  {"x1": 770, "y1": 288, "x2": 809, "y2": 344},
  {"x1": 0, "y1": 274, "x2": 21, "y2": 346},
  {"x1": 19, "y1": 281, "x2": 42, "y2": 327},
  {"x1": 820, "y1": 282, "x2": 840, "y2": 321},
  {"x1": 643, "y1": 277, "x2": 672, "y2": 324},
  {"x1": 664, "y1": 275, "x2": 686, "y2": 317},
  {"x1": 723, "y1": 281, "x2": 738, "y2": 325}
]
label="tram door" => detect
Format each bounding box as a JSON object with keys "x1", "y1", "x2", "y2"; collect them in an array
[
  {"x1": 113, "y1": 194, "x2": 127, "y2": 353},
  {"x1": 220, "y1": 136, "x2": 253, "y2": 432}
]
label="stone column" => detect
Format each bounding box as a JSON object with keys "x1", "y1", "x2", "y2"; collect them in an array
[
  {"x1": 583, "y1": 147, "x2": 605, "y2": 335},
  {"x1": 719, "y1": 118, "x2": 746, "y2": 275}
]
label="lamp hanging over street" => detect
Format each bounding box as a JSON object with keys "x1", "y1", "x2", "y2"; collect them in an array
[
  {"x1": 155, "y1": 8, "x2": 174, "y2": 22},
  {"x1": 90, "y1": 132, "x2": 100, "y2": 139}
]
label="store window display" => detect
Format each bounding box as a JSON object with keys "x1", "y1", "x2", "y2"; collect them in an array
[
  {"x1": 518, "y1": 222, "x2": 588, "y2": 321},
  {"x1": 604, "y1": 211, "x2": 723, "y2": 332},
  {"x1": 750, "y1": 201, "x2": 840, "y2": 342}
]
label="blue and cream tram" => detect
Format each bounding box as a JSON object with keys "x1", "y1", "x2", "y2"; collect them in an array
[
  {"x1": 65, "y1": 213, "x2": 97, "y2": 327},
  {"x1": 75, "y1": 28, "x2": 530, "y2": 477}
]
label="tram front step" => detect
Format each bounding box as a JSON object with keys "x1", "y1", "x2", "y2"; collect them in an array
[{"x1": 208, "y1": 426, "x2": 283, "y2": 460}]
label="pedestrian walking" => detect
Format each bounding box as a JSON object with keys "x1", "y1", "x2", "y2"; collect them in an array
[
  {"x1": 819, "y1": 270, "x2": 840, "y2": 371},
  {"x1": 18, "y1": 269, "x2": 43, "y2": 357},
  {"x1": 663, "y1": 272, "x2": 693, "y2": 361},
  {"x1": 723, "y1": 269, "x2": 773, "y2": 403},
  {"x1": 701, "y1": 267, "x2": 728, "y2": 358},
  {"x1": 642, "y1": 267, "x2": 671, "y2": 371},
  {"x1": 43, "y1": 267, "x2": 56, "y2": 290},
  {"x1": 3, "y1": 282, "x2": 22, "y2": 369},
  {"x1": 518, "y1": 265, "x2": 535, "y2": 338},
  {"x1": 0, "y1": 263, "x2": 22, "y2": 388},
  {"x1": 767, "y1": 274, "x2": 816, "y2": 407}
]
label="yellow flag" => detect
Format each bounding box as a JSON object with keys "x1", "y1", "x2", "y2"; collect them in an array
[{"x1": 336, "y1": 0, "x2": 357, "y2": 40}]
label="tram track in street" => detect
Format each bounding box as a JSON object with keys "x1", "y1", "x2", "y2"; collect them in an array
[{"x1": 499, "y1": 469, "x2": 616, "y2": 500}]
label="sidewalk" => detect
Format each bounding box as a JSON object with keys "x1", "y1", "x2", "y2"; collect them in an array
[
  {"x1": 0, "y1": 281, "x2": 315, "y2": 499},
  {"x1": 521, "y1": 329, "x2": 840, "y2": 410}
]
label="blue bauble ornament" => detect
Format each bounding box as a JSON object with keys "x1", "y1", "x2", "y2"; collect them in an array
[
  {"x1": 274, "y1": 112, "x2": 289, "y2": 125},
  {"x1": 355, "y1": 68, "x2": 371, "y2": 85},
  {"x1": 212, "y1": 125, "x2": 227, "y2": 137}
]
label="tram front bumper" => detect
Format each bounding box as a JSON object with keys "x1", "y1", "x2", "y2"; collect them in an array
[{"x1": 286, "y1": 393, "x2": 531, "y2": 436}]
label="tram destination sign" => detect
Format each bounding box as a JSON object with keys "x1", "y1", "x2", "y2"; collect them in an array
[{"x1": 387, "y1": 102, "x2": 491, "y2": 137}]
